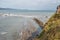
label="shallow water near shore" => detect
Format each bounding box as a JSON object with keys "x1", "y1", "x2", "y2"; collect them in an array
[
  {"x1": 0, "y1": 10, "x2": 54, "y2": 40},
  {"x1": 0, "y1": 17, "x2": 42, "y2": 40}
]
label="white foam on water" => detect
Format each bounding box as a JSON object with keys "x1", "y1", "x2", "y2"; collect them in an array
[
  {"x1": 0, "y1": 32, "x2": 8, "y2": 35},
  {"x1": 0, "y1": 13, "x2": 38, "y2": 18},
  {"x1": 19, "y1": 32, "x2": 23, "y2": 36}
]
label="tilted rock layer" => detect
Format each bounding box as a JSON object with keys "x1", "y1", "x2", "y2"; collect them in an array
[{"x1": 35, "y1": 13, "x2": 60, "y2": 40}]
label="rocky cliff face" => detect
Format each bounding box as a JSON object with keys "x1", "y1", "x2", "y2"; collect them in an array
[{"x1": 34, "y1": 13, "x2": 60, "y2": 40}]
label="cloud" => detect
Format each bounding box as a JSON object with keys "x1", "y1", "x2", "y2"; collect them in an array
[{"x1": 0, "y1": 0, "x2": 60, "y2": 10}]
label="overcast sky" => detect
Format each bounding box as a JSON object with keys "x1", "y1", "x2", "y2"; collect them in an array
[{"x1": 0, "y1": 0, "x2": 60, "y2": 10}]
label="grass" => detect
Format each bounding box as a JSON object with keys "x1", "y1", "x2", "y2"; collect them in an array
[{"x1": 34, "y1": 13, "x2": 60, "y2": 40}]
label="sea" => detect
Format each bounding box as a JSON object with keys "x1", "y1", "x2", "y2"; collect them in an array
[{"x1": 0, "y1": 10, "x2": 55, "y2": 40}]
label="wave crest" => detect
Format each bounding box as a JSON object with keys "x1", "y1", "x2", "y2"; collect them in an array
[{"x1": 0, "y1": 13, "x2": 37, "y2": 18}]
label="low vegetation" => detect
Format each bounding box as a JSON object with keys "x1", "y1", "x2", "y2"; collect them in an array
[{"x1": 34, "y1": 13, "x2": 60, "y2": 40}]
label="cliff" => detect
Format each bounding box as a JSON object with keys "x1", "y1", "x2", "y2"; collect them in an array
[{"x1": 34, "y1": 13, "x2": 60, "y2": 40}]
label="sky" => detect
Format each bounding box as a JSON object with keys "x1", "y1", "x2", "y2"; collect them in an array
[{"x1": 0, "y1": 0, "x2": 60, "y2": 10}]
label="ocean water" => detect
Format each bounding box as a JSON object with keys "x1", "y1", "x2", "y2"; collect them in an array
[{"x1": 0, "y1": 10, "x2": 55, "y2": 40}]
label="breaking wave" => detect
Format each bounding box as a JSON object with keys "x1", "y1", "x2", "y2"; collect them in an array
[{"x1": 0, "y1": 13, "x2": 38, "y2": 18}]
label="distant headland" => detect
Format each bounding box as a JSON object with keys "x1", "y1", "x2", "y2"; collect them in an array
[{"x1": 0, "y1": 8, "x2": 55, "y2": 12}]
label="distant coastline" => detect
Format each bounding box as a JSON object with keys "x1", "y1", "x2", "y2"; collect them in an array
[
  {"x1": 0, "y1": 8, "x2": 15, "y2": 10},
  {"x1": 0, "y1": 8, "x2": 55, "y2": 12}
]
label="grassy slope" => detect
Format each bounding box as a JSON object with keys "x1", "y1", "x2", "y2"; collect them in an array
[{"x1": 34, "y1": 13, "x2": 60, "y2": 40}]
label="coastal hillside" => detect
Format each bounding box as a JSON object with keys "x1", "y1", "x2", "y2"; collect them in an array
[
  {"x1": 0, "y1": 8, "x2": 55, "y2": 12},
  {"x1": 34, "y1": 13, "x2": 60, "y2": 40},
  {"x1": 0, "y1": 8, "x2": 15, "y2": 10}
]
